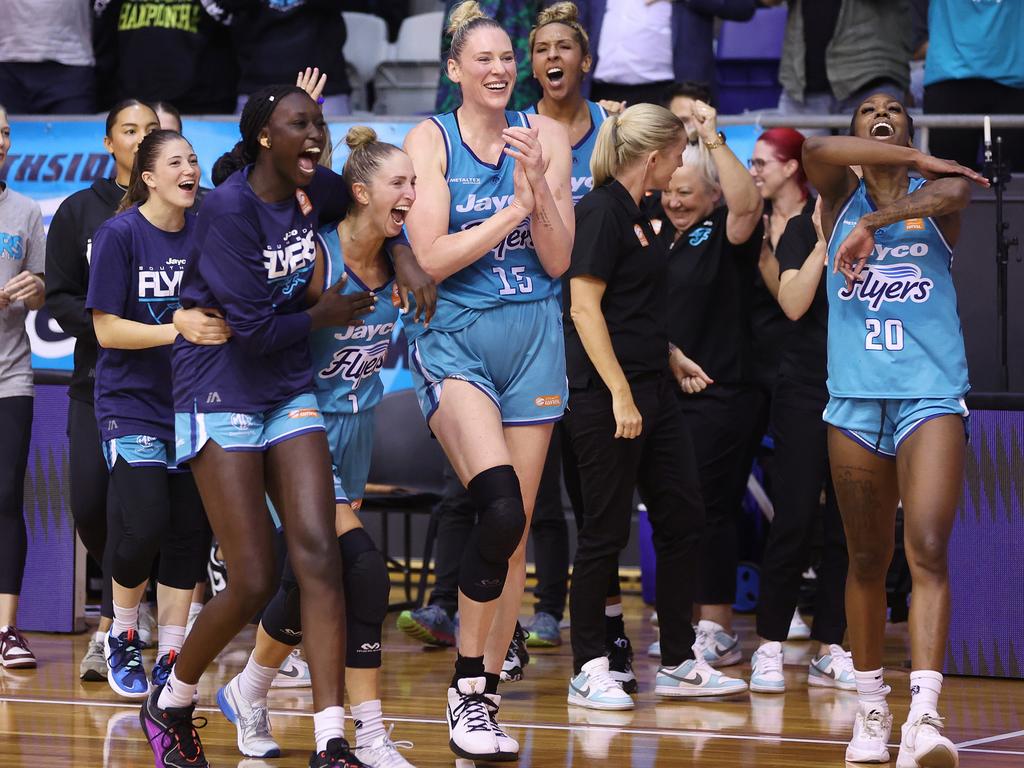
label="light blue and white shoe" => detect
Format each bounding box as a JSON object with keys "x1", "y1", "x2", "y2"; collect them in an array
[
  {"x1": 655, "y1": 658, "x2": 748, "y2": 698},
  {"x1": 788, "y1": 609, "x2": 812, "y2": 640},
  {"x1": 694, "y1": 620, "x2": 742, "y2": 667},
  {"x1": 647, "y1": 639, "x2": 661, "y2": 658},
  {"x1": 272, "y1": 648, "x2": 311, "y2": 689},
  {"x1": 749, "y1": 641, "x2": 786, "y2": 694},
  {"x1": 808, "y1": 644, "x2": 857, "y2": 691},
  {"x1": 567, "y1": 656, "x2": 635, "y2": 710}
]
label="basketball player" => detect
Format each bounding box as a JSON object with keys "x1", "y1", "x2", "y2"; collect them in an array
[
  {"x1": 402, "y1": 1, "x2": 573, "y2": 760},
  {"x1": 803, "y1": 93, "x2": 988, "y2": 767}
]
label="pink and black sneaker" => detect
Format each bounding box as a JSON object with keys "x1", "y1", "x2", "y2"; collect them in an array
[
  {"x1": 139, "y1": 685, "x2": 209, "y2": 768},
  {"x1": 309, "y1": 737, "x2": 367, "y2": 767}
]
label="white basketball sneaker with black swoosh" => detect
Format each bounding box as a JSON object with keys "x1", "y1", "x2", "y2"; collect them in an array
[
  {"x1": 655, "y1": 657, "x2": 748, "y2": 697},
  {"x1": 896, "y1": 712, "x2": 958, "y2": 768},
  {"x1": 446, "y1": 677, "x2": 506, "y2": 760},
  {"x1": 846, "y1": 705, "x2": 894, "y2": 763},
  {"x1": 694, "y1": 620, "x2": 742, "y2": 667},
  {"x1": 272, "y1": 649, "x2": 311, "y2": 688},
  {"x1": 567, "y1": 656, "x2": 634, "y2": 710}
]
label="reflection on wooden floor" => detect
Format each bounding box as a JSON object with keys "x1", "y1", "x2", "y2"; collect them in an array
[{"x1": 1, "y1": 595, "x2": 1022, "y2": 767}]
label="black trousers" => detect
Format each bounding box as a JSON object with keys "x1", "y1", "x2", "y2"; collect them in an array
[
  {"x1": 678, "y1": 384, "x2": 767, "y2": 606},
  {"x1": 105, "y1": 461, "x2": 205, "y2": 592},
  {"x1": 426, "y1": 461, "x2": 474, "y2": 618},
  {"x1": 0, "y1": 397, "x2": 33, "y2": 595},
  {"x1": 590, "y1": 80, "x2": 675, "y2": 108},
  {"x1": 566, "y1": 376, "x2": 704, "y2": 671},
  {"x1": 0, "y1": 62, "x2": 96, "y2": 114},
  {"x1": 924, "y1": 77, "x2": 1024, "y2": 172},
  {"x1": 756, "y1": 377, "x2": 848, "y2": 644},
  {"x1": 67, "y1": 398, "x2": 114, "y2": 618}
]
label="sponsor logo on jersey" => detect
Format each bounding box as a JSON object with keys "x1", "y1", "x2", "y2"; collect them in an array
[
  {"x1": 534, "y1": 395, "x2": 562, "y2": 407},
  {"x1": 449, "y1": 176, "x2": 482, "y2": 185},
  {"x1": 689, "y1": 226, "x2": 712, "y2": 247},
  {"x1": 230, "y1": 413, "x2": 255, "y2": 431},
  {"x1": 872, "y1": 242, "x2": 930, "y2": 261},
  {"x1": 838, "y1": 263, "x2": 934, "y2": 311},
  {"x1": 904, "y1": 218, "x2": 925, "y2": 231},
  {"x1": 136, "y1": 435, "x2": 156, "y2": 448},
  {"x1": 288, "y1": 407, "x2": 321, "y2": 419},
  {"x1": 460, "y1": 219, "x2": 534, "y2": 262},
  {"x1": 319, "y1": 339, "x2": 390, "y2": 387},
  {"x1": 333, "y1": 322, "x2": 395, "y2": 341},
  {"x1": 263, "y1": 228, "x2": 316, "y2": 282},
  {"x1": 206, "y1": 391, "x2": 221, "y2": 404},
  {"x1": 571, "y1": 174, "x2": 594, "y2": 199},
  {"x1": 455, "y1": 193, "x2": 517, "y2": 213}
]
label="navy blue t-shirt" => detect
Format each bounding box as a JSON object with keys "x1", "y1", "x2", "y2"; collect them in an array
[
  {"x1": 87, "y1": 206, "x2": 193, "y2": 441},
  {"x1": 173, "y1": 165, "x2": 351, "y2": 414}
]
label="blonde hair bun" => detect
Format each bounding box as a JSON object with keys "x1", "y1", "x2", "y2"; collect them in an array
[
  {"x1": 447, "y1": 1, "x2": 486, "y2": 36},
  {"x1": 345, "y1": 125, "x2": 378, "y2": 151},
  {"x1": 537, "y1": 1, "x2": 580, "y2": 27}
]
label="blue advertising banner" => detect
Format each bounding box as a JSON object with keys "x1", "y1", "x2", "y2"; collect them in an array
[{"x1": 5, "y1": 115, "x2": 759, "y2": 386}]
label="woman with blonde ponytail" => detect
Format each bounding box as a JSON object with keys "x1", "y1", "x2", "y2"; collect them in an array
[
  {"x1": 402, "y1": 0, "x2": 574, "y2": 760},
  {"x1": 563, "y1": 102, "x2": 749, "y2": 709},
  {"x1": 214, "y1": 125, "x2": 422, "y2": 768}
]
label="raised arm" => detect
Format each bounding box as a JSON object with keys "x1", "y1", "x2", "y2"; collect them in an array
[
  {"x1": 692, "y1": 101, "x2": 762, "y2": 244},
  {"x1": 776, "y1": 207, "x2": 827, "y2": 321},
  {"x1": 510, "y1": 114, "x2": 574, "y2": 278},
  {"x1": 403, "y1": 120, "x2": 533, "y2": 283}
]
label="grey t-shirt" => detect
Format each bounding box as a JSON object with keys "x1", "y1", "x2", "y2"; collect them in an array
[
  {"x1": 0, "y1": 185, "x2": 45, "y2": 398},
  {"x1": 0, "y1": 0, "x2": 94, "y2": 67}
]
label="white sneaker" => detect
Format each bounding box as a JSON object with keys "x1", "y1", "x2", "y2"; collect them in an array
[
  {"x1": 787, "y1": 609, "x2": 811, "y2": 640},
  {"x1": 749, "y1": 641, "x2": 786, "y2": 694},
  {"x1": 808, "y1": 644, "x2": 857, "y2": 691},
  {"x1": 655, "y1": 657, "x2": 748, "y2": 698},
  {"x1": 846, "y1": 705, "x2": 893, "y2": 763},
  {"x1": 217, "y1": 675, "x2": 281, "y2": 758},
  {"x1": 355, "y1": 724, "x2": 416, "y2": 768},
  {"x1": 446, "y1": 677, "x2": 501, "y2": 760},
  {"x1": 694, "y1": 620, "x2": 742, "y2": 667},
  {"x1": 272, "y1": 648, "x2": 311, "y2": 688},
  {"x1": 483, "y1": 693, "x2": 519, "y2": 756},
  {"x1": 567, "y1": 656, "x2": 635, "y2": 710},
  {"x1": 897, "y1": 712, "x2": 958, "y2": 768},
  {"x1": 647, "y1": 639, "x2": 661, "y2": 658}
]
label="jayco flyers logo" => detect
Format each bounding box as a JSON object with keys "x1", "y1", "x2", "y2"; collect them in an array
[
  {"x1": 319, "y1": 323, "x2": 393, "y2": 386},
  {"x1": 455, "y1": 193, "x2": 533, "y2": 261},
  {"x1": 838, "y1": 263, "x2": 934, "y2": 311}
]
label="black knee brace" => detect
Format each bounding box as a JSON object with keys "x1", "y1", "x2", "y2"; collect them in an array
[
  {"x1": 340, "y1": 528, "x2": 390, "y2": 668},
  {"x1": 260, "y1": 577, "x2": 304, "y2": 647},
  {"x1": 458, "y1": 465, "x2": 525, "y2": 602}
]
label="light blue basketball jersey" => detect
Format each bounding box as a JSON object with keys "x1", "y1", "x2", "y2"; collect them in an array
[
  {"x1": 311, "y1": 226, "x2": 400, "y2": 415},
  {"x1": 826, "y1": 178, "x2": 969, "y2": 399},
  {"x1": 524, "y1": 100, "x2": 608, "y2": 203},
  {"x1": 411, "y1": 109, "x2": 556, "y2": 339}
]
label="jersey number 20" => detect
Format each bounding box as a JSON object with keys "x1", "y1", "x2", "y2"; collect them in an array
[{"x1": 865, "y1": 318, "x2": 904, "y2": 351}]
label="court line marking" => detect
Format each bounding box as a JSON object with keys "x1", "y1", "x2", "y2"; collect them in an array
[
  {"x1": 1, "y1": 694, "x2": 1021, "y2": 756},
  {"x1": 956, "y1": 728, "x2": 1024, "y2": 748}
]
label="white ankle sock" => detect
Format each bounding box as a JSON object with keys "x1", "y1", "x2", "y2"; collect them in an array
[
  {"x1": 604, "y1": 603, "x2": 623, "y2": 618},
  {"x1": 909, "y1": 670, "x2": 943, "y2": 719},
  {"x1": 237, "y1": 652, "x2": 279, "y2": 705},
  {"x1": 158, "y1": 668, "x2": 197, "y2": 709},
  {"x1": 314, "y1": 706, "x2": 346, "y2": 752},
  {"x1": 352, "y1": 699, "x2": 386, "y2": 748},
  {"x1": 854, "y1": 667, "x2": 891, "y2": 712},
  {"x1": 157, "y1": 624, "x2": 186, "y2": 659},
  {"x1": 111, "y1": 602, "x2": 139, "y2": 637}
]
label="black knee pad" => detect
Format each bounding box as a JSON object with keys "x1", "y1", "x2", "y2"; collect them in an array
[
  {"x1": 458, "y1": 465, "x2": 525, "y2": 602},
  {"x1": 339, "y1": 529, "x2": 389, "y2": 668},
  {"x1": 260, "y1": 582, "x2": 304, "y2": 646}
]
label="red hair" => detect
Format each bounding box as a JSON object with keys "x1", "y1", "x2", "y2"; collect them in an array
[{"x1": 756, "y1": 127, "x2": 808, "y2": 199}]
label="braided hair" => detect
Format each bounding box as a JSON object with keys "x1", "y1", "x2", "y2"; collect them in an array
[{"x1": 212, "y1": 84, "x2": 310, "y2": 185}]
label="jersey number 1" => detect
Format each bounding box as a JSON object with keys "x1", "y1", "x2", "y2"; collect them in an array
[{"x1": 865, "y1": 318, "x2": 904, "y2": 351}]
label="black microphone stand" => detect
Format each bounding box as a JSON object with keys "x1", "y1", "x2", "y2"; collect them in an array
[{"x1": 983, "y1": 131, "x2": 1019, "y2": 392}]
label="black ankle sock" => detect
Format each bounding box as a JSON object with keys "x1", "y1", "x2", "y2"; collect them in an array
[
  {"x1": 453, "y1": 654, "x2": 485, "y2": 687},
  {"x1": 483, "y1": 672, "x2": 500, "y2": 695}
]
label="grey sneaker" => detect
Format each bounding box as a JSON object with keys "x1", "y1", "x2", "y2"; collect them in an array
[
  {"x1": 396, "y1": 604, "x2": 455, "y2": 647},
  {"x1": 525, "y1": 611, "x2": 561, "y2": 648},
  {"x1": 80, "y1": 631, "x2": 107, "y2": 681}
]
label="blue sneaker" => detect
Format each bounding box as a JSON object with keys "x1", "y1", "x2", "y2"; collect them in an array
[
  {"x1": 396, "y1": 604, "x2": 455, "y2": 647},
  {"x1": 525, "y1": 611, "x2": 561, "y2": 648},
  {"x1": 694, "y1": 620, "x2": 742, "y2": 667},
  {"x1": 104, "y1": 629, "x2": 149, "y2": 699},
  {"x1": 567, "y1": 657, "x2": 634, "y2": 710},
  {"x1": 151, "y1": 651, "x2": 177, "y2": 689},
  {"x1": 808, "y1": 644, "x2": 857, "y2": 691},
  {"x1": 749, "y1": 642, "x2": 786, "y2": 694},
  {"x1": 655, "y1": 658, "x2": 748, "y2": 698}
]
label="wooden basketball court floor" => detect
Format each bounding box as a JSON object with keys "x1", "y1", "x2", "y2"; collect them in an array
[{"x1": 1, "y1": 595, "x2": 1021, "y2": 767}]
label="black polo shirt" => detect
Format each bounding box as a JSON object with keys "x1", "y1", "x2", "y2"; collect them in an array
[
  {"x1": 660, "y1": 205, "x2": 764, "y2": 385},
  {"x1": 776, "y1": 212, "x2": 828, "y2": 387},
  {"x1": 563, "y1": 180, "x2": 668, "y2": 389}
]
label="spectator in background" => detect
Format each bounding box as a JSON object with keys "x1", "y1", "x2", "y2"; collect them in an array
[
  {"x1": 908, "y1": 0, "x2": 927, "y2": 109},
  {"x1": 924, "y1": 0, "x2": 1024, "y2": 172},
  {"x1": 764, "y1": 0, "x2": 910, "y2": 117},
  {"x1": 575, "y1": 0, "x2": 756, "y2": 107},
  {"x1": 0, "y1": 0, "x2": 96, "y2": 114},
  {"x1": 93, "y1": 0, "x2": 237, "y2": 114},
  {"x1": 218, "y1": 0, "x2": 353, "y2": 116},
  {"x1": 664, "y1": 81, "x2": 712, "y2": 145},
  {"x1": 435, "y1": 0, "x2": 546, "y2": 113}
]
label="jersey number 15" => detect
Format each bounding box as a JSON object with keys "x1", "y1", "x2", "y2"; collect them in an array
[{"x1": 493, "y1": 266, "x2": 533, "y2": 296}]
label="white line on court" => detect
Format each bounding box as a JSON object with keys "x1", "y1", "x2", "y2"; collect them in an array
[
  {"x1": 1, "y1": 694, "x2": 1021, "y2": 756},
  {"x1": 956, "y1": 728, "x2": 1024, "y2": 748}
]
